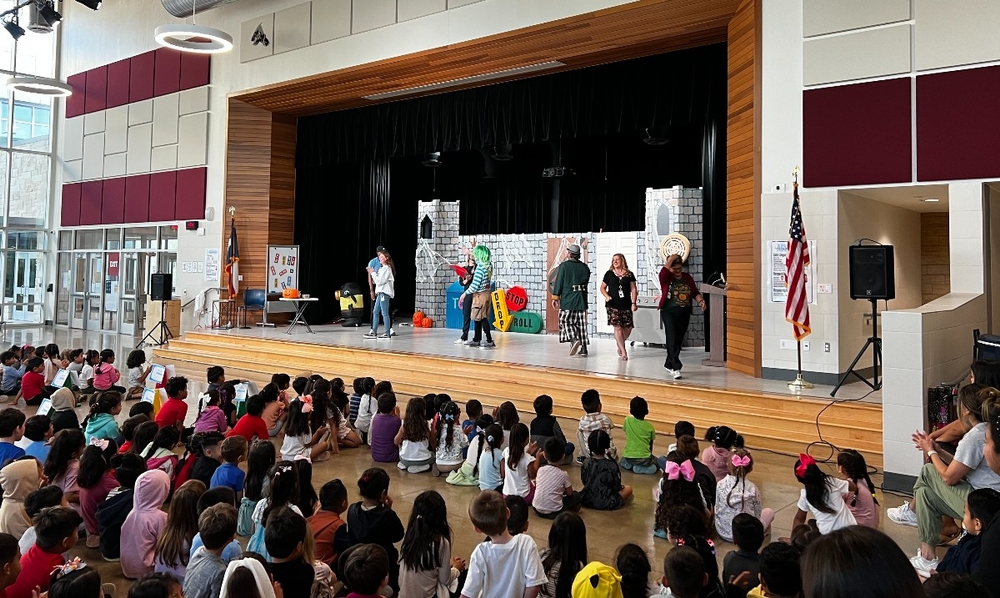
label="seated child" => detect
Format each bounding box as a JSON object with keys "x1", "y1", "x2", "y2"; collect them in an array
[
  {"x1": 154, "y1": 377, "x2": 189, "y2": 433},
  {"x1": 923, "y1": 571, "x2": 992, "y2": 598},
  {"x1": 614, "y1": 543, "x2": 656, "y2": 598},
  {"x1": 19, "y1": 358, "x2": 48, "y2": 407},
  {"x1": 0, "y1": 351, "x2": 24, "y2": 397},
  {"x1": 141, "y1": 427, "x2": 180, "y2": 480},
  {"x1": 747, "y1": 542, "x2": 801, "y2": 598},
  {"x1": 19, "y1": 486, "x2": 63, "y2": 557},
  {"x1": 128, "y1": 572, "x2": 184, "y2": 598},
  {"x1": 121, "y1": 469, "x2": 170, "y2": 579},
  {"x1": 653, "y1": 455, "x2": 712, "y2": 540},
  {"x1": 0, "y1": 457, "x2": 41, "y2": 539},
  {"x1": 370, "y1": 393, "x2": 402, "y2": 463},
  {"x1": 462, "y1": 491, "x2": 546, "y2": 598},
  {"x1": 309, "y1": 479, "x2": 349, "y2": 568},
  {"x1": 581, "y1": 430, "x2": 633, "y2": 511},
  {"x1": 462, "y1": 399, "x2": 483, "y2": 443},
  {"x1": 533, "y1": 438, "x2": 582, "y2": 519},
  {"x1": 347, "y1": 468, "x2": 404, "y2": 592},
  {"x1": 837, "y1": 449, "x2": 880, "y2": 529},
  {"x1": 529, "y1": 395, "x2": 574, "y2": 460},
  {"x1": 715, "y1": 449, "x2": 774, "y2": 542},
  {"x1": 117, "y1": 415, "x2": 149, "y2": 455},
  {"x1": 937, "y1": 488, "x2": 1000, "y2": 574},
  {"x1": 183, "y1": 504, "x2": 238, "y2": 598},
  {"x1": 0, "y1": 408, "x2": 26, "y2": 466},
  {"x1": 620, "y1": 396, "x2": 659, "y2": 474},
  {"x1": 48, "y1": 559, "x2": 114, "y2": 598},
  {"x1": 341, "y1": 543, "x2": 390, "y2": 598},
  {"x1": 6, "y1": 506, "x2": 82, "y2": 598},
  {"x1": 227, "y1": 395, "x2": 270, "y2": 443},
  {"x1": 661, "y1": 543, "x2": 712, "y2": 598},
  {"x1": 667, "y1": 420, "x2": 696, "y2": 455},
  {"x1": 722, "y1": 514, "x2": 765, "y2": 591},
  {"x1": 0, "y1": 533, "x2": 19, "y2": 597},
  {"x1": 576, "y1": 389, "x2": 615, "y2": 464},
  {"x1": 445, "y1": 414, "x2": 494, "y2": 487},
  {"x1": 84, "y1": 391, "x2": 123, "y2": 444},
  {"x1": 194, "y1": 391, "x2": 229, "y2": 434},
  {"x1": 96, "y1": 452, "x2": 146, "y2": 562},
  {"x1": 190, "y1": 487, "x2": 243, "y2": 563},
  {"x1": 395, "y1": 397, "x2": 435, "y2": 473},
  {"x1": 191, "y1": 431, "x2": 226, "y2": 487},
  {"x1": 21, "y1": 415, "x2": 52, "y2": 462},
  {"x1": 211, "y1": 436, "x2": 248, "y2": 501},
  {"x1": 264, "y1": 506, "x2": 316, "y2": 598},
  {"x1": 354, "y1": 378, "x2": 380, "y2": 445},
  {"x1": 434, "y1": 401, "x2": 469, "y2": 477},
  {"x1": 505, "y1": 495, "x2": 530, "y2": 536},
  {"x1": 702, "y1": 426, "x2": 744, "y2": 482}
]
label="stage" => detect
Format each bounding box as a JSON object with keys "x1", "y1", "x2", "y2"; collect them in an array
[{"x1": 153, "y1": 324, "x2": 884, "y2": 465}]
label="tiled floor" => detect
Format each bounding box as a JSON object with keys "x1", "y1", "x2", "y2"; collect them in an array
[{"x1": 8, "y1": 326, "x2": 911, "y2": 598}]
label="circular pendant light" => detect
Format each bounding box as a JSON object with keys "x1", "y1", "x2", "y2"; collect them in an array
[
  {"x1": 6, "y1": 76, "x2": 72, "y2": 96},
  {"x1": 155, "y1": 24, "x2": 233, "y2": 54}
]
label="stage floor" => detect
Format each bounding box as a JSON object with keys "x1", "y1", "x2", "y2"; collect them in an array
[{"x1": 198, "y1": 323, "x2": 881, "y2": 404}]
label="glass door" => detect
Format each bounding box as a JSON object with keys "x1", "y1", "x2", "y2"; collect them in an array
[
  {"x1": 86, "y1": 253, "x2": 103, "y2": 330},
  {"x1": 70, "y1": 253, "x2": 86, "y2": 328},
  {"x1": 10, "y1": 252, "x2": 40, "y2": 322},
  {"x1": 56, "y1": 252, "x2": 71, "y2": 325},
  {"x1": 118, "y1": 252, "x2": 143, "y2": 336}
]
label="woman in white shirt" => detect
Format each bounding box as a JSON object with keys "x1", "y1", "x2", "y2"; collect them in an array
[{"x1": 364, "y1": 250, "x2": 395, "y2": 339}]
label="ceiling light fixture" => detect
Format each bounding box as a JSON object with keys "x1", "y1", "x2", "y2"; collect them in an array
[
  {"x1": 3, "y1": 18, "x2": 24, "y2": 40},
  {"x1": 155, "y1": 0, "x2": 232, "y2": 54},
  {"x1": 75, "y1": 0, "x2": 101, "y2": 10},
  {"x1": 920, "y1": 197, "x2": 940, "y2": 203},
  {"x1": 36, "y1": 1, "x2": 61, "y2": 26},
  {"x1": 7, "y1": 75, "x2": 72, "y2": 96}
]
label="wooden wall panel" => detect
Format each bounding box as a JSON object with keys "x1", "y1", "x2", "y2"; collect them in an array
[
  {"x1": 921, "y1": 212, "x2": 951, "y2": 303},
  {"x1": 726, "y1": 0, "x2": 761, "y2": 377},
  {"x1": 224, "y1": 100, "x2": 298, "y2": 301}
]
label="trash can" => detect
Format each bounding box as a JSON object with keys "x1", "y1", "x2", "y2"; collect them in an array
[{"x1": 446, "y1": 281, "x2": 465, "y2": 329}]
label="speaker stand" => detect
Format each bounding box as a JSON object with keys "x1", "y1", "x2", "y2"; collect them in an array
[
  {"x1": 831, "y1": 298, "x2": 882, "y2": 397},
  {"x1": 138, "y1": 300, "x2": 174, "y2": 348}
]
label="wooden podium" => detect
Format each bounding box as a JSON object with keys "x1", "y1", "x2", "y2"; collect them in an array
[{"x1": 701, "y1": 286, "x2": 727, "y2": 367}]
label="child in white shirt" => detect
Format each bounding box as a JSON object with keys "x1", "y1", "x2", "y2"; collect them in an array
[{"x1": 462, "y1": 491, "x2": 546, "y2": 598}]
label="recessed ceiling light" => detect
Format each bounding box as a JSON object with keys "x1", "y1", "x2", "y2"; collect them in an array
[{"x1": 921, "y1": 198, "x2": 940, "y2": 203}]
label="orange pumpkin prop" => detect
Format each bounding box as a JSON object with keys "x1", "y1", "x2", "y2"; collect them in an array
[
  {"x1": 413, "y1": 311, "x2": 425, "y2": 324},
  {"x1": 282, "y1": 288, "x2": 299, "y2": 299},
  {"x1": 421, "y1": 318, "x2": 433, "y2": 328}
]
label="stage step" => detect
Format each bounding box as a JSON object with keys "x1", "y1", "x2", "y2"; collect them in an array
[{"x1": 155, "y1": 332, "x2": 883, "y2": 467}]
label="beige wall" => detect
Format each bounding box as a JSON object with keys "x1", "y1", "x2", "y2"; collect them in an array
[{"x1": 837, "y1": 193, "x2": 923, "y2": 370}]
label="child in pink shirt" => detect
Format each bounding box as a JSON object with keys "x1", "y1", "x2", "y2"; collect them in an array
[
  {"x1": 121, "y1": 469, "x2": 170, "y2": 578},
  {"x1": 92, "y1": 349, "x2": 125, "y2": 392},
  {"x1": 701, "y1": 425, "x2": 743, "y2": 481}
]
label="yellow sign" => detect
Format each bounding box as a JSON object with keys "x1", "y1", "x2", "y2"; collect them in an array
[{"x1": 491, "y1": 288, "x2": 512, "y2": 332}]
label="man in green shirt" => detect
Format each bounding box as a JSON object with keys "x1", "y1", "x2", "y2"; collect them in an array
[{"x1": 551, "y1": 244, "x2": 591, "y2": 356}]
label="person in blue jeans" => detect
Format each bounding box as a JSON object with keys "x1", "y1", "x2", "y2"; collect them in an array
[
  {"x1": 366, "y1": 246, "x2": 396, "y2": 337},
  {"x1": 364, "y1": 249, "x2": 396, "y2": 339}
]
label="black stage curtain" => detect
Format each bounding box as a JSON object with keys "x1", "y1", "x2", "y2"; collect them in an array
[{"x1": 295, "y1": 44, "x2": 727, "y2": 319}]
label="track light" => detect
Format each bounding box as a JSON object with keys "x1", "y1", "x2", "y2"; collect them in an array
[
  {"x1": 75, "y1": 0, "x2": 101, "y2": 10},
  {"x1": 491, "y1": 144, "x2": 513, "y2": 161},
  {"x1": 422, "y1": 152, "x2": 442, "y2": 168},
  {"x1": 37, "y1": 2, "x2": 61, "y2": 26},
  {"x1": 643, "y1": 126, "x2": 669, "y2": 146},
  {"x1": 3, "y1": 19, "x2": 24, "y2": 40}
]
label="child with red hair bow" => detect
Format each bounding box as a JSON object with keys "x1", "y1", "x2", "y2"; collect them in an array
[
  {"x1": 792, "y1": 453, "x2": 857, "y2": 534},
  {"x1": 714, "y1": 448, "x2": 774, "y2": 542}
]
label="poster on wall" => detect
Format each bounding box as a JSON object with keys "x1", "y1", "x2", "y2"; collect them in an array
[
  {"x1": 205, "y1": 248, "x2": 220, "y2": 282},
  {"x1": 769, "y1": 240, "x2": 817, "y2": 304},
  {"x1": 267, "y1": 245, "x2": 299, "y2": 294}
]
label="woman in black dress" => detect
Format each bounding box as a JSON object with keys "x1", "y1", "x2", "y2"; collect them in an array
[{"x1": 600, "y1": 254, "x2": 638, "y2": 361}]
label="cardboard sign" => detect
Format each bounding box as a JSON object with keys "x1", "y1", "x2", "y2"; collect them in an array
[
  {"x1": 35, "y1": 398, "x2": 52, "y2": 416},
  {"x1": 149, "y1": 364, "x2": 166, "y2": 384},
  {"x1": 508, "y1": 311, "x2": 543, "y2": 334},
  {"x1": 141, "y1": 387, "x2": 156, "y2": 404},
  {"x1": 491, "y1": 288, "x2": 513, "y2": 332},
  {"x1": 50, "y1": 369, "x2": 70, "y2": 388},
  {"x1": 505, "y1": 286, "x2": 528, "y2": 312}
]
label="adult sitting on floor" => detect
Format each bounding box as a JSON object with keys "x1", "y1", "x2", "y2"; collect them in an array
[
  {"x1": 930, "y1": 361, "x2": 1000, "y2": 455},
  {"x1": 973, "y1": 389, "x2": 1000, "y2": 595},
  {"x1": 888, "y1": 385, "x2": 1000, "y2": 577}
]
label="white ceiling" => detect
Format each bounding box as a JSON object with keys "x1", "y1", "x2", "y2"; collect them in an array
[{"x1": 841, "y1": 184, "x2": 949, "y2": 213}]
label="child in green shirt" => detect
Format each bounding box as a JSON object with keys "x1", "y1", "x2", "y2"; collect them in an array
[{"x1": 620, "y1": 396, "x2": 659, "y2": 474}]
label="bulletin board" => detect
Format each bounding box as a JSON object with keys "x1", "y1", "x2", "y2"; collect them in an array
[{"x1": 267, "y1": 245, "x2": 299, "y2": 294}]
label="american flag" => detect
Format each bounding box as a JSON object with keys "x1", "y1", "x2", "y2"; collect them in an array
[
  {"x1": 785, "y1": 181, "x2": 811, "y2": 340},
  {"x1": 225, "y1": 217, "x2": 240, "y2": 296}
]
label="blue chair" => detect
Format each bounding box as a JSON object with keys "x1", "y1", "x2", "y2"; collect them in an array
[{"x1": 243, "y1": 289, "x2": 272, "y2": 327}]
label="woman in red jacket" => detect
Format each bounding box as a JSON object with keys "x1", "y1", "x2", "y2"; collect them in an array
[{"x1": 658, "y1": 254, "x2": 705, "y2": 380}]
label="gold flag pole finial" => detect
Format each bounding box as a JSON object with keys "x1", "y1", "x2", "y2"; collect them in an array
[{"x1": 228, "y1": 206, "x2": 236, "y2": 217}]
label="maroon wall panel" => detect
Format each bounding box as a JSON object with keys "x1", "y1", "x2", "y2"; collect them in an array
[
  {"x1": 148, "y1": 171, "x2": 177, "y2": 222},
  {"x1": 80, "y1": 181, "x2": 103, "y2": 226},
  {"x1": 803, "y1": 78, "x2": 912, "y2": 187},
  {"x1": 84, "y1": 66, "x2": 108, "y2": 114},
  {"x1": 61, "y1": 184, "x2": 82, "y2": 226},
  {"x1": 179, "y1": 54, "x2": 210, "y2": 91},
  {"x1": 106, "y1": 59, "x2": 131, "y2": 109},
  {"x1": 124, "y1": 175, "x2": 150, "y2": 223},
  {"x1": 175, "y1": 168, "x2": 207, "y2": 220},
  {"x1": 129, "y1": 51, "x2": 156, "y2": 104},
  {"x1": 102, "y1": 178, "x2": 126, "y2": 224},
  {"x1": 153, "y1": 48, "x2": 181, "y2": 97},
  {"x1": 66, "y1": 73, "x2": 86, "y2": 118},
  {"x1": 918, "y1": 65, "x2": 1000, "y2": 181}
]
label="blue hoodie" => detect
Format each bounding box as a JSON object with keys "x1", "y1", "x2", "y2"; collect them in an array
[{"x1": 85, "y1": 412, "x2": 120, "y2": 444}]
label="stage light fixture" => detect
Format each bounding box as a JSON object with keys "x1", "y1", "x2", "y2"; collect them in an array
[
  {"x1": 422, "y1": 152, "x2": 442, "y2": 167},
  {"x1": 75, "y1": 0, "x2": 101, "y2": 9},
  {"x1": 492, "y1": 144, "x2": 513, "y2": 161},
  {"x1": 3, "y1": 19, "x2": 24, "y2": 40},
  {"x1": 37, "y1": 2, "x2": 62, "y2": 26},
  {"x1": 643, "y1": 126, "x2": 669, "y2": 146}
]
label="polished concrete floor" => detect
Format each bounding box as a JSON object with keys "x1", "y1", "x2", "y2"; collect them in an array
[{"x1": 6, "y1": 326, "x2": 909, "y2": 597}]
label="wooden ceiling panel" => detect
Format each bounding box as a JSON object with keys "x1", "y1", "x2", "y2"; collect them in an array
[{"x1": 234, "y1": 0, "x2": 740, "y2": 116}]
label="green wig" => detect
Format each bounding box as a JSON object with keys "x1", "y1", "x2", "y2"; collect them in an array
[{"x1": 472, "y1": 245, "x2": 491, "y2": 265}]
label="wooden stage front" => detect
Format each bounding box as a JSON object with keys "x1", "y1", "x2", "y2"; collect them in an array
[{"x1": 154, "y1": 325, "x2": 883, "y2": 466}]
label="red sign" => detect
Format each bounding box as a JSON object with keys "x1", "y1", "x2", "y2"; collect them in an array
[
  {"x1": 505, "y1": 286, "x2": 528, "y2": 312},
  {"x1": 107, "y1": 253, "x2": 120, "y2": 277}
]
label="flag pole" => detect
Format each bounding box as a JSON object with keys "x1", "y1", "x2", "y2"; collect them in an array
[{"x1": 787, "y1": 168, "x2": 814, "y2": 391}]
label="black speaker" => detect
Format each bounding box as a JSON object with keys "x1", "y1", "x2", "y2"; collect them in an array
[
  {"x1": 150, "y1": 273, "x2": 172, "y2": 301},
  {"x1": 849, "y1": 245, "x2": 895, "y2": 300}
]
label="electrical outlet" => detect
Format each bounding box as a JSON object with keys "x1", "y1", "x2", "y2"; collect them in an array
[
  {"x1": 802, "y1": 341, "x2": 810, "y2": 351},
  {"x1": 824, "y1": 342, "x2": 831, "y2": 353},
  {"x1": 780, "y1": 339, "x2": 794, "y2": 350},
  {"x1": 773, "y1": 183, "x2": 786, "y2": 193}
]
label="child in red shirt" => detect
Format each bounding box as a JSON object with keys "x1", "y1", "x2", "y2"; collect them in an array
[
  {"x1": 155, "y1": 377, "x2": 189, "y2": 432},
  {"x1": 19, "y1": 358, "x2": 47, "y2": 407},
  {"x1": 227, "y1": 395, "x2": 269, "y2": 443},
  {"x1": 6, "y1": 506, "x2": 81, "y2": 598},
  {"x1": 0, "y1": 532, "x2": 22, "y2": 598}
]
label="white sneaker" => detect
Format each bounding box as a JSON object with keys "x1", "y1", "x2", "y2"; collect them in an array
[
  {"x1": 454, "y1": 338, "x2": 467, "y2": 344},
  {"x1": 363, "y1": 331, "x2": 377, "y2": 339},
  {"x1": 480, "y1": 341, "x2": 496, "y2": 349},
  {"x1": 390, "y1": 328, "x2": 397, "y2": 336},
  {"x1": 465, "y1": 340, "x2": 480, "y2": 347},
  {"x1": 887, "y1": 501, "x2": 919, "y2": 527},
  {"x1": 910, "y1": 551, "x2": 938, "y2": 578},
  {"x1": 672, "y1": 370, "x2": 682, "y2": 380},
  {"x1": 665, "y1": 368, "x2": 675, "y2": 378},
  {"x1": 570, "y1": 340, "x2": 581, "y2": 356}
]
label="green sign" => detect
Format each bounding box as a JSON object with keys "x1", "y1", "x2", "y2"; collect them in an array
[{"x1": 508, "y1": 311, "x2": 543, "y2": 334}]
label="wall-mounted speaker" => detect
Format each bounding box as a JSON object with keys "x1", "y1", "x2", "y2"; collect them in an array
[
  {"x1": 150, "y1": 273, "x2": 173, "y2": 301},
  {"x1": 849, "y1": 245, "x2": 895, "y2": 300}
]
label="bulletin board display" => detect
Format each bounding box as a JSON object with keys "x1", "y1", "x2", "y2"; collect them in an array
[{"x1": 267, "y1": 245, "x2": 300, "y2": 294}]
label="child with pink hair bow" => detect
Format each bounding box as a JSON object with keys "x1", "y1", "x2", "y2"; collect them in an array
[{"x1": 713, "y1": 448, "x2": 774, "y2": 542}]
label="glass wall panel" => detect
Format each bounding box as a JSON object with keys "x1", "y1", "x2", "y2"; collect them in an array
[
  {"x1": 124, "y1": 227, "x2": 157, "y2": 249},
  {"x1": 160, "y1": 225, "x2": 177, "y2": 251},
  {"x1": 75, "y1": 229, "x2": 102, "y2": 250},
  {"x1": 8, "y1": 152, "x2": 48, "y2": 227},
  {"x1": 58, "y1": 231, "x2": 71, "y2": 250},
  {"x1": 11, "y1": 95, "x2": 51, "y2": 151}
]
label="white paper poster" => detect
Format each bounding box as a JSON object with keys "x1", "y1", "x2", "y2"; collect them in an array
[
  {"x1": 205, "y1": 248, "x2": 220, "y2": 282},
  {"x1": 267, "y1": 245, "x2": 299, "y2": 294},
  {"x1": 769, "y1": 240, "x2": 817, "y2": 304}
]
